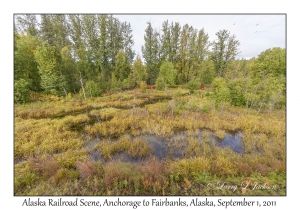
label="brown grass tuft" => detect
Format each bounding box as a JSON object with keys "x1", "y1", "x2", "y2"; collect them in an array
[
  {"x1": 28, "y1": 156, "x2": 59, "y2": 178},
  {"x1": 75, "y1": 160, "x2": 104, "y2": 179}
]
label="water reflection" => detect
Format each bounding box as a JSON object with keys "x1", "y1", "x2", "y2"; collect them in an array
[{"x1": 86, "y1": 129, "x2": 245, "y2": 162}]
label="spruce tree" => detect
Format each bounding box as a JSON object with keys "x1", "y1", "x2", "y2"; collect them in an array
[{"x1": 142, "y1": 22, "x2": 160, "y2": 85}]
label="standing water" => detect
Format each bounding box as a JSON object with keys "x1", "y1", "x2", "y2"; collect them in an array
[{"x1": 85, "y1": 129, "x2": 244, "y2": 162}]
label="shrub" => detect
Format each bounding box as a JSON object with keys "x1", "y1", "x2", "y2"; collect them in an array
[
  {"x1": 122, "y1": 78, "x2": 135, "y2": 89},
  {"x1": 111, "y1": 72, "x2": 122, "y2": 91},
  {"x1": 228, "y1": 78, "x2": 247, "y2": 106},
  {"x1": 140, "y1": 81, "x2": 147, "y2": 93},
  {"x1": 159, "y1": 61, "x2": 177, "y2": 86},
  {"x1": 85, "y1": 80, "x2": 101, "y2": 98},
  {"x1": 187, "y1": 78, "x2": 200, "y2": 93},
  {"x1": 156, "y1": 77, "x2": 166, "y2": 91},
  {"x1": 14, "y1": 79, "x2": 31, "y2": 103},
  {"x1": 211, "y1": 77, "x2": 231, "y2": 106}
]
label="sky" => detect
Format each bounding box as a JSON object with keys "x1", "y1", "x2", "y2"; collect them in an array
[{"x1": 114, "y1": 14, "x2": 286, "y2": 59}]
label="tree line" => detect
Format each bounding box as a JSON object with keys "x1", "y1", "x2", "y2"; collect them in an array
[{"x1": 14, "y1": 14, "x2": 286, "y2": 111}]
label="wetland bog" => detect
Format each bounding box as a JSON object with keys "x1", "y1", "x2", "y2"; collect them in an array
[{"x1": 14, "y1": 89, "x2": 286, "y2": 196}]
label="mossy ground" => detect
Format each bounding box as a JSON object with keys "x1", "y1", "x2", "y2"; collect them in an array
[{"x1": 14, "y1": 88, "x2": 286, "y2": 195}]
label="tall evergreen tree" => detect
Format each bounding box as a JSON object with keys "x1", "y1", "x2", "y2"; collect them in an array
[
  {"x1": 40, "y1": 15, "x2": 55, "y2": 46},
  {"x1": 196, "y1": 28, "x2": 210, "y2": 62},
  {"x1": 115, "y1": 49, "x2": 131, "y2": 82},
  {"x1": 142, "y1": 22, "x2": 160, "y2": 85},
  {"x1": 160, "y1": 20, "x2": 172, "y2": 62},
  {"x1": 211, "y1": 29, "x2": 240, "y2": 77},
  {"x1": 122, "y1": 22, "x2": 135, "y2": 64},
  {"x1": 15, "y1": 14, "x2": 40, "y2": 37},
  {"x1": 61, "y1": 46, "x2": 79, "y2": 93},
  {"x1": 176, "y1": 24, "x2": 194, "y2": 83},
  {"x1": 170, "y1": 22, "x2": 181, "y2": 64},
  {"x1": 82, "y1": 14, "x2": 100, "y2": 78},
  {"x1": 98, "y1": 15, "x2": 110, "y2": 81}
]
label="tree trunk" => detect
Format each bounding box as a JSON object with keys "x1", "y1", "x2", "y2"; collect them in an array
[
  {"x1": 79, "y1": 72, "x2": 86, "y2": 100},
  {"x1": 63, "y1": 88, "x2": 68, "y2": 98},
  {"x1": 256, "y1": 103, "x2": 263, "y2": 116}
]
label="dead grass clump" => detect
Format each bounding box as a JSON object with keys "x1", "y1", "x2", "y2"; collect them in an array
[
  {"x1": 139, "y1": 158, "x2": 164, "y2": 181},
  {"x1": 75, "y1": 160, "x2": 104, "y2": 179},
  {"x1": 255, "y1": 163, "x2": 269, "y2": 176},
  {"x1": 268, "y1": 160, "x2": 286, "y2": 174},
  {"x1": 76, "y1": 161, "x2": 95, "y2": 179},
  {"x1": 28, "y1": 156, "x2": 59, "y2": 179},
  {"x1": 235, "y1": 162, "x2": 253, "y2": 176}
]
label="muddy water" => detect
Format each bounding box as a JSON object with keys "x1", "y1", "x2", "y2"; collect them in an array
[{"x1": 85, "y1": 129, "x2": 244, "y2": 163}]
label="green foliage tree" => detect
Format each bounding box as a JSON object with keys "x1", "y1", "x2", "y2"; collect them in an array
[
  {"x1": 228, "y1": 78, "x2": 248, "y2": 106},
  {"x1": 122, "y1": 77, "x2": 135, "y2": 89},
  {"x1": 253, "y1": 77, "x2": 285, "y2": 112},
  {"x1": 14, "y1": 79, "x2": 31, "y2": 103},
  {"x1": 175, "y1": 24, "x2": 192, "y2": 84},
  {"x1": 159, "y1": 61, "x2": 177, "y2": 86},
  {"x1": 132, "y1": 56, "x2": 148, "y2": 84},
  {"x1": 14, "y1": 35, "x2": 42, "y2": 92},
  {"x1": 34, "y1": 43, "x2": 63, "y2": 95},
  {"x1": 81, "y1": 14, "x2": 100, "y2": 77},
  {"x1": 156, "y1": 76, "x2": 166, "y2": 91},
  {"x1": 61, "y1": 46, "x2": 79, "y2": 93},
  {"x1": 211, "y1": 77, "x2": 231, "y2": 105},
  {"x1": 85, "y1": 80, "x2": 101, "y2": 98},
  {"x1": 249, "y1": 48, "x2": 286, "y2": 111},
  {"x1": 251, "y1": 47, "x2": 286, "y2": 81},
  {"x1": 98, "y1": 15, "x2": 110, "y2": 81},
  {"x1": 187, "y1": 78, "x2": 200, "y2": 93},
  {"x1": 199, "y1": 60, "x2": 215, "y2": 84}
]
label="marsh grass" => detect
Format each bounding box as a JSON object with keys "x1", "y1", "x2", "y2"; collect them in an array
[
  {"x1": 94, "y1": 136, "x2": 153, "y2": 160},
  {"x1": 214, "y1": 129, "x2": 226, "y2": 139}
]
